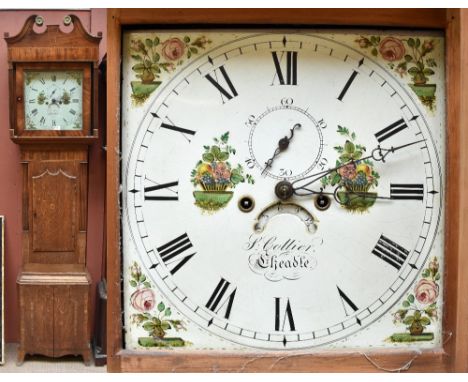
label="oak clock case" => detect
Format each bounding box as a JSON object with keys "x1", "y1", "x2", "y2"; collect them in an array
[
  {"x1": 5, "y1": 15, "x2": 101, "y2": 364},
  {"x1": 121, "y1": 30, "x2": 445, "y2": 351}
]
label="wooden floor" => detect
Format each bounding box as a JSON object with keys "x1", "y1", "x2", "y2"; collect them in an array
[{"x1": 0, "y1": 343, "x2": 106, "y2": 373}]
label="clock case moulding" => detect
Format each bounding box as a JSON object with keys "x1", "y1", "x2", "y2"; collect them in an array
[{"x1": 106, "y1": 9, "x2": 468, "y2": 372}]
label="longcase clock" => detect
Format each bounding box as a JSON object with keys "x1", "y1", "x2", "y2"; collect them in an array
[{"x1": 5, "y1": 14, "x2": 101, "y2": 364}]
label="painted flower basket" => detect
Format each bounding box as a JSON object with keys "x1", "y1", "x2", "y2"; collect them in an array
[
  {"x1": 190, "y1": 132, "x2": 254, "y2": 212},
  {"x1": 322, "y1": 126, "x2": 380, "y2": 213},
  {"x1": 389, "y1": 332, "x2": 434, "y2": 342},
  {"x1": 409, "y1": 83, "x2": 437, "y2": 109},
  {"x1": 130, "y1": 80, "x2": 161, "y2": 104},
  {"x1": 409, "y1": 83, "x2": 437, "y2": 98},
  {"x1": 193, "y1": 190, "x2": 233, "y2": 211},
  {"x1": 138, "y1": 337, "x2": 187, "y2": 348},
  {"x1": 336, "y1": 189, "x2": 377, "y2": 212}
]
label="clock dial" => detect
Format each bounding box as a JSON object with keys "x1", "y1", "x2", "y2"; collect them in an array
[
  {"x1": 23, "y1": 70, "x2": 83, "y2": 130},
  {"x1": 122, "y1": 31, "x2": 444, "y2": 350}
]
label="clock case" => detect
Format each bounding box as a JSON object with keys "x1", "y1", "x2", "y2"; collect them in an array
[
  {"x1": 106, "y1": 9, "x2": 468, "y2": 372},
  {"x1": 5, "y1": 15, "x2": 101, "y2": 364}
]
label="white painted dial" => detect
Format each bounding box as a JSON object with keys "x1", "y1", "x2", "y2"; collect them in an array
[
  {"x1": 123, "y1": 32, "x2": 443, "y2": 350},
  {"x1": 23, "y1": 70, "x2": 83, "y2": 130}
]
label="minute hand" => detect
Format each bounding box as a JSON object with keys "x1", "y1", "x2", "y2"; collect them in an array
[{"x1": 292, "y1": 139, "x2": 426, "y2": 195}]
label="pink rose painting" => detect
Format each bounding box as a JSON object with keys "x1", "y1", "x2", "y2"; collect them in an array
[
  {"x1": 378, "y1": 37, "x2": 406, "y2": 61},
  {"x1": 415, "y1": 279, "x2": 439, "y2": 305},
  {"x1": 130, "y1": 288, "x2": 155, "y2": 312},
  {"x1": 161, "y1": 38, "x2": 185, "y2": 61}
]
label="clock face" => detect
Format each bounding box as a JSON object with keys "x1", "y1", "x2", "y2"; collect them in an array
[
  {"x1": 23, "y1": 70, "x2": 83, "y2": 130},
  {"x1": 122, "y1": 31, "x2": 445, "y2": 350}
]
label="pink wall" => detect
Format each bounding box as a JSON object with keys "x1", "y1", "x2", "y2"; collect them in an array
[{"x1": 0, "y1": 9, "x2": 107, "y2": 342}]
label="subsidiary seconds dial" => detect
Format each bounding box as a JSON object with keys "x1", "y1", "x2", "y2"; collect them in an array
[{"x1": 247, "y1": 99, "x2": 325, "y2": 180}]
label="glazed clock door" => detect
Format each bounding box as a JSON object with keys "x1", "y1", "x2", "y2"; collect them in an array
[
  {"x1": 23, "y1": 70, "x2": 84, "y2": 131},
  {"x1": 121, "y1": 30, "x2": 445, "y2": 351}
]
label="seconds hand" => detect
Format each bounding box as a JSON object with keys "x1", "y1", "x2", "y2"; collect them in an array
[
  {"x1": 262, "y1": 123, "x2": 301, "y2": 175},
  {"x1": 292, "y1": 139, "x2": 427, "y2": 196}
]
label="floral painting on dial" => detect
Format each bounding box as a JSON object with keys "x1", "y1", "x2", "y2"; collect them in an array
[
  {"x1": 129, "y1": 262, "x2": 189, "y2": 348},
  {"x1": 388, "y1": 257, "x2": 440, "y2": 343},
  {"x1": 129, "y1": 35, "x2": 212, "y2": 105},
  {"x1": 355, "y1": 35, "x2": 438, "y2": 111},
  {"x1": 191, "y1": 132, "x2": 254, "y2": 212},
  {"x1": 321, "y1": 126, "x2": 380, "y2": 212}
]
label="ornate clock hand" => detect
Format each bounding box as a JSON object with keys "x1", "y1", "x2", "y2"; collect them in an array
[
  {"x1": 262, "y1": 123, "x2": 301, "y2": 175},
  {"x1": 370, "y1": 139, "x2": 427, "y2": 163},
  {"x1": 292, "y1": 139, "x2": 426, "y2": 196}
]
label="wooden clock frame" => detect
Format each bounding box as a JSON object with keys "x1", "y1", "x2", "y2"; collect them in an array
[
  {"x1": 14, "y1": 62, "x2": 92, "y2": 137},
  {"x1": 106, "y1": 9, "x2": 468, "y2": 372}
]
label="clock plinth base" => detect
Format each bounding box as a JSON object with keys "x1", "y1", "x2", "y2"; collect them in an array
[{"x1": 17, "y1": 270, "x2": 92, "y2": 365}]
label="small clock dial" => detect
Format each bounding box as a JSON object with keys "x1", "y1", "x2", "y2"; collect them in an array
[
  {"x1": 23, "y1": 70, "x2": 83, "y2": 130},
  {"x1": 248, "y1": 100, "x2": 324, "y2": 180},
  {"x1": 122, "y1": 31, "x2": 444, "y2": 350}
]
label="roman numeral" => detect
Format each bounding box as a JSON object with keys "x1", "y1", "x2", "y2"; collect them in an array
[
  {"x1": 52, "y1": 120, "x2": 56, "y2": 126},
  {"x1": 337, "y1": 70, "x2": 358, "y2": 101},
  {"x1": 205, "y1": 65, "x2": 238, "y2": 103},
  {"x1": 205, "y1": 278, "x2": 237, "y2": 320},
  {"x1": 375, "y1": 118, "x2": 408, "y2": 143},
  {"x1": 274, "y1": 297, "x2": 296, "y2": 331},
  {"x1": 40, "y1": 116, "x2": 46, "y2": 125},
  {"x1": 372, "y1": 235, "x2": 409, "y2": 270},
  {"x1": 39, "y1": 78, "x2": 45, "y2": 85},
  {"x1": 70, "y1": 87, "x2": 76, "y2": 93},
  {"x1": 144, "y1": 180, "x2": 178, "y2": 201},
  {"x1": 156, "y1": 233, "x2": 195, "y2": 275},
  {"x1": 69, "y1": 109, "x2": 76, "y2": 115},
  {"x1": 51, "y1": 75, "x2": 56, "y2": 82},
  {"x1": 31, "y1": 108, "x2": 38, "y2": 116},
  {"x1": 271, "y1": 51, "x2": 298, "y2": 85},
  {"x1": 72, "y1": 99, "x2": 79, "y2": 103},
  {"x1": 160, "y1": 122, "x2": 195, "y2": 136},
  {"x1": 390, "y1": 183, "x2": 424, "y2": 201},
  {"x1": 28, "y1": 99, "x2": 36, "y2": 104},
  {"x1": 150, "y1": 113, "x2": 196, "y2": 142},
  {"x1": 337, "y1": 287, "x2": 359, "y2": 316}
]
